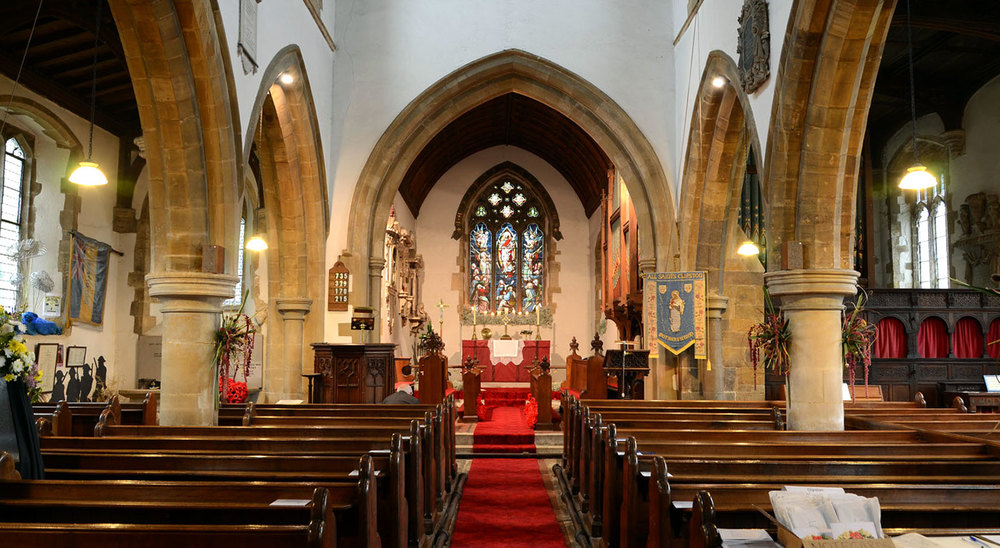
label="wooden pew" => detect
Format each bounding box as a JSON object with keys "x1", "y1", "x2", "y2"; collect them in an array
[
  {"x1": 94, "y1": 421, "x2": 443, "y2": 545},
  {"x1": 693, "y1": 487, "x2": 1000, "y2": 548},
  {"x1": 41, "y1": 448, "x2": 405, "y2": 547},
  {"x1": 615, "y1": 435, "x2": 1000, "y2": 548},
  {"x1": 34, "y1": 393, "x2": 157, "y2": 436}
]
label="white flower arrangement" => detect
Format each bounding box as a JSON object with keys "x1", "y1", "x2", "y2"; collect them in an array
[{"x1": 0, "y1": 306, "x2": 41, "y2": 402}]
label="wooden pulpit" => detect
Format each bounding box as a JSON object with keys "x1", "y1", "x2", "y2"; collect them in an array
[
  {"x1": 418, "y1": 352, "x2": 447, "y2": 405},
  {"x1": 311, "y1": 343, "x2": 396, "y2": 403}
]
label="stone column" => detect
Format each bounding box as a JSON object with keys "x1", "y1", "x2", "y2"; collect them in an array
[
  {"x1": 275, "y1": 298, "x2": 313, "y2": 401},
  {"x1": 147, "y1": 272, "x2": 239, "y2": 426},
  {"x1": 765, "y1": 269, "x2": 858, "y2": 431},
  {"x1": 703, "y1": 294, "x2": 729, "y2": 399},
  {"x1": 368, "y1": 256, "x2": 386, "y2": 342}
]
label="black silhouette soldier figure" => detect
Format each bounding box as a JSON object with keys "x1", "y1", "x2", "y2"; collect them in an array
[
  {"x1": 66, "y1": 368, "x2": 81, "y2": 402},
  {"x1": 51, "y1": 370, "x2": 66, "y2": 402},
  {"x1": 80, "y1": 364, "x2": 94, "y2": 403},
  {"x1": 94, "y1": 356, "x2": 108, "y2": 395}
]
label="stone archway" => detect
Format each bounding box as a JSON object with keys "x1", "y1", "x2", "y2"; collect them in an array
[
  {"x1": 762, "y1": 0, "x2": 898, "y2": 429},
  {"x1": 0, "y1": 96, "x2": 85, "y2": 302},
  {"x1": 246, "y1": 46, "x2": 329, "y2": 401},
  {"x1": 764, "y1": 0, "x2": 897, "y2": 269},
  {"x1": 109, "y1": 0, "x2": 241, "y2": 425},
  {"x1": 346, "y1": 49, "x2": 677, "y2": 324},
  {"x1": 678, "y1": 51, "x2": 766, "y2": 400}
]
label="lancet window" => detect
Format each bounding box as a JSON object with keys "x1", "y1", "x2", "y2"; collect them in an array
[{"x1": 462, "y1": 170, "x2": 555, "y2": 315}]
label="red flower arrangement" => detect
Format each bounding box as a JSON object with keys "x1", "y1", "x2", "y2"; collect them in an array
[
  {"x1": 215, "y1": 291, "x2": 256, "y2": 404},
  {"x1": 747, "y1": 287, "x2": 790, "y2": 388},
  {"x1": 524, "y1": 395, "x2": 539, "y2": 429},
  {"x1": 842, "y1": 290, "x2": 876, "y2": 401}
]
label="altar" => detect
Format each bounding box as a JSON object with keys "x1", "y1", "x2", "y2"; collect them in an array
[{"x1": 461, "y1": 339, "x2": 550, "y2": 383}]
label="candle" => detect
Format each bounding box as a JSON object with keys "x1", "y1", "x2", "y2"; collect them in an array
[
  {"x1": 535, "y1": 306, "x2": 540, "y2": 325},
  {"x1": 473, "y1": 306, "x2": 477, "y2": 325}
]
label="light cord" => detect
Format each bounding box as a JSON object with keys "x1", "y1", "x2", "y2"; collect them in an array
[
  {"x1": 86, "y1": 0, "x2": 103, "y2": 160},
  {"x1": 906, "y1": 0, "x2": 919, "y2": 165},
  {"x1": 0, "y1": 0, "x2": 45, "y2": 138}
]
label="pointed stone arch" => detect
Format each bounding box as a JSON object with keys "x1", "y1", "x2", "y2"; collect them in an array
[
  {"x1": 763, "y1": 0, "x2": 897, "y2": 269},
  {"x1": 108, "y1": 0, "x2": 241, "y2": 273},
  {"x1": 246, "y1": 45, "x2": 329, "y2": 401},
  {"x1": 678, "y1": 51, "x2": 765, "y2": 398},
  {"x1": 108, "y1": 0, "x2": 241, "y2": 425},
  {"x1": 345, "y1": 49, "x2": 677, "y2": 313}
]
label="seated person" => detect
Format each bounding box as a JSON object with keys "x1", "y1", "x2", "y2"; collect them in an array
[{"x1": 382, "y1": 383, "x2": 419, "y2": 404}]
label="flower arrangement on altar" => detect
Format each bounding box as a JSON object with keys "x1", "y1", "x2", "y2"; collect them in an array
[
  {"x1": 214, "y1": 293, "x2": 256, "y2": 404},
  {"x1": 0, "y1": 305, "x2": 42, "y2": 403},
  {"x1": 842, "y1": 290, "x2": 876, "y2": 400},
  {"x1": 418, "y1": 324, "x2": 445, "y2": 355},
  {"x1": 747, "y1": 287, "x2": 790, "y2": 388}
]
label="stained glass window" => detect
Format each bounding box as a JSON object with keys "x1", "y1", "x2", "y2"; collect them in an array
[
  {"x1": 470, "y1": 223, "x2": 492, "y2": 312},
  {"x1": 521, "y1": 224, "x2": 543, "y2": 312},
  {"x1": 495, "y1": 223, "x2": 518, "y2": 312},
  {"x1": 466, "y1": 174, "x2": 549, "y2": 314}
]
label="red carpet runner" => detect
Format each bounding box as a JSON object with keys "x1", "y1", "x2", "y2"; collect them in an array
[
  {"x1": 472, "y1": 406, "x2": 535, "y2": 453},
  {"x1": 452, "y1": 406, "x2": 565, "y2": 547}
]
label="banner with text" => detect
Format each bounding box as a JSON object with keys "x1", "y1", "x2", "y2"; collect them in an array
[{"x1": 643, "y1": 271, "x2": 706, "y2": 359}]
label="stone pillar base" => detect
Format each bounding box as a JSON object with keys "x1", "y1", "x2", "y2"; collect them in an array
[
  {"x1": 274, "y1": 298, "x2": 313, "y2": 401},
  {"x1": 147, "y1": 272, "x2": 238, "y2": 426},
  {"x1": 764, "y1": 269, "x2": 858, "y2": 431}
]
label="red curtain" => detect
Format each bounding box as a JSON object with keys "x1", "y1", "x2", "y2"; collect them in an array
[
  {"x1": 952, "y1": 317, "x2": 983, "y2": 359},
  {"x1": 988, "y1": 319, "x2": 1000, "y2": 359},
  {"x1": 875, "y1": 317, "x2": 907, "y2": 359},
  {"x1": 917, "y1": 317, "x2": 949, "y2": 358}
]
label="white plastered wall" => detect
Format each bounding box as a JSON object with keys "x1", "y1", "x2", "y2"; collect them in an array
[{"x1": 0, "y1": 73, "x2": 134, "y2": 396}]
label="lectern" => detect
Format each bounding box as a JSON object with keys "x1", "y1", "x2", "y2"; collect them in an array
[{"x1": 604, "y1": 348, "x2": 649, "y2": 400}]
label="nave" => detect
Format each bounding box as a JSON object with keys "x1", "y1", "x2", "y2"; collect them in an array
[{"x1": 10, "y1": 387, "x2": 1000, "y2": 547}]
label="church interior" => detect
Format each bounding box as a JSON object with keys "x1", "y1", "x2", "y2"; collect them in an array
[{"x1": 1, "y1": 0, "x2": 1000, "y2": 546}]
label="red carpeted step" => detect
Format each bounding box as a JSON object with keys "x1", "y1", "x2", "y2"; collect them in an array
[
  {"x1": 451, "y1": 458, "x2": 566, "y2": 547},
  {"x1": 473, "y1": 407, "x2": 535, "y2": 454}
]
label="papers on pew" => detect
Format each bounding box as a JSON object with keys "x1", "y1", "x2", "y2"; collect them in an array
[
  {"x1": 769, "y1": 488, "x2": 884, "y2": 541},
  {"x1": 719, "y1": 528, "x2": 781, "y2": 548}
]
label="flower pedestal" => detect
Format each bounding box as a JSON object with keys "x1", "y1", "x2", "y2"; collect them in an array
[{"x1": 0, "y1": 379, "x2": 43, "y2": 479}]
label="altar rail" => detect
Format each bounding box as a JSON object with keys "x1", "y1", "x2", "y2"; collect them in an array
[{"x1": 765, "y1": 288, "x2": 1000, "y2": 405}]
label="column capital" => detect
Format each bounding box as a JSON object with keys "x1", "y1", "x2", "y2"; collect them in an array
[
  {"x1": 369, "y1": 256, "x2": 386, "y2": 270},
  {"x1": 146, "y1": 272, "x2": 239, "y2": 313},
  {"x1": 706, "y1": 294, "x2": 729, "y2": 317},
  {"x1": 276, "y1": 298, "x2": 313, "y2": 320},
  {"x1": 764, "y1": 269, "x2": 858, "y2": 310},
  {"x1": 638, "y1": 258, "x2": 657, "y2": 274}
]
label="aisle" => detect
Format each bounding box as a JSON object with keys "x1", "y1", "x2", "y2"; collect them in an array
[{"x1": 451, "y1": 405, "x2": 566, "y2": 547}]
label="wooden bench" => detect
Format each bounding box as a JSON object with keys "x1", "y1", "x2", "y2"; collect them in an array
[
  {"x1": 34, "y1": 393, "x2": 157, "y2": 436},
  {"x1": 92, "y1": 419, "x2": 451, "y2": 545}
]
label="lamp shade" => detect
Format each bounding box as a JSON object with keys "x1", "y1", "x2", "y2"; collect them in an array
[
  {"x1": 898, "y1": 164, "x2": 936, "y2": 190},
  {"x1": 737, "y1": 239, "x2": 760, "y2": 256},
  {"x1": 245, "y1": 235, "x2": 268, "y2": 251},
  {"x1": 68, "y1": 161, "x2": 108, "y2": 186}
]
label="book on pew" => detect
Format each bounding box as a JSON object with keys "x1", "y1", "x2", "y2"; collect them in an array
[
  {"x1": 718, "y1": 528, "x2": 781, "y2": 548},
  {"x1": 269, "y1": 499, "x2": 312, "y2": 507}
]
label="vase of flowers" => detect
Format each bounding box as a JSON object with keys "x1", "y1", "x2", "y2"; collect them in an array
[
  {"x1": 842, "y1": 290, "x2": 877, "y2": 401},
  {"x1": 747, "y1": 286, "x2": 790, "y2": 389},
  {"x1": 0, "y1": 305, "x2": 44, "y2": 478},
  {"x1": 214, "y1": 293, "x2": 256, "y2": 405}
]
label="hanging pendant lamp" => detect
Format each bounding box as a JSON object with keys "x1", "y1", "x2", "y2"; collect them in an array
[
  {"x1": 898, "y1": 0, "x2": 934, "y2": 191},
  {"x1": 69, "y1": 1, "x2": 108, "y2": 186}
]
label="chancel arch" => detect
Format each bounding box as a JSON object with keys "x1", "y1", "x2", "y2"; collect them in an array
[{"x1": 345, "y1": 49, "x2": 678, "y2": 324}]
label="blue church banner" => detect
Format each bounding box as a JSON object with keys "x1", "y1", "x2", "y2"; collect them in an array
[
  {"x1": 643, "y1": 272, "x2": 706, "y2": 359},
  {"x1": 68, "y1": 232, "x2": 112, "y2": 326}
]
